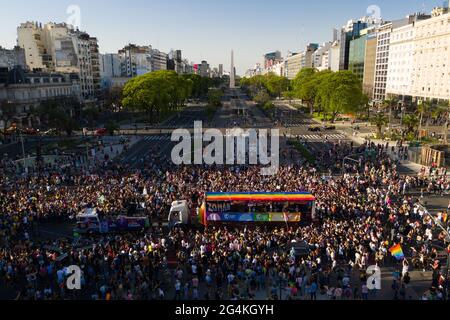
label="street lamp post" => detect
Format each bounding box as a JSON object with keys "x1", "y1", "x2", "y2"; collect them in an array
[
  {"x1": 389, "y1": 104, "x2": 392, "y2": 132},
  {"x1": 16, "y1": 127, "x2": 27, "y2": 173}
]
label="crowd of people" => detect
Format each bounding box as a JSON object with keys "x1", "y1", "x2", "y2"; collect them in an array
[{"x1": 0, "y1": 137, "x2": 449, "y2": 301}]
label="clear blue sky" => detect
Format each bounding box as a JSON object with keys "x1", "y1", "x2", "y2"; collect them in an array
[{"x1": 0, "y1": 0, "x2": 444, "y2": 75}]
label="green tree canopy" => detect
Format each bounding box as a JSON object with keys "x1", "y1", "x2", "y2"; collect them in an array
[
  {"x1": 122, "y1": 70, "x2": 194, "y2": 123},
  {"x1": 316, "y1": 71, "x2": 364, "y2": 122},
  {"x1": 34, "y1": 99, "x2": 80, "y2": 135},
  {"x1": 291, "y1": 69, "x2": 332, "y2": 115},
  {"x1": 371, "y1": 113, "x2": 389, "y2": 138},
  {"x1": 265, "y1": 74, "x2": 290, "y2": 98},
  {"x1": 207, "y1": 88, "x2": 223, "y2": 107}
]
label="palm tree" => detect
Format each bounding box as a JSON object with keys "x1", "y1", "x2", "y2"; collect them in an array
[
  {"x1": 432, "y1": 100, "x2": 450, "y2": 144},
  {"x1": 382, "y1": 98, "x2": 398, "y2": 130},
  {"x1": 371, "y1": 113, "x2": 388, "y2": 139},
  {"x1": 417, "y1": 100, "x2": 432, "y2": 134},
  {"x1": 403, "y1": 114, "x2": 420, "y2": 138}
]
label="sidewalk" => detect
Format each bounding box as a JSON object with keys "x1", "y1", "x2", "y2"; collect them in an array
[
  {"x1": 90, "y1": 136, "x2": 140, "y2": 164},
  {"x1": 346, "y1": 131, "x2": 424, "y2": 173},
  {"x1": 310, "y1": 117, "x2": 426, "y2": 174}
]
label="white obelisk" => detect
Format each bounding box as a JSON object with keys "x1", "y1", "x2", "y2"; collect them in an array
[{"x1": 230, "y1": 50, "x2": 235, "y2": 89}]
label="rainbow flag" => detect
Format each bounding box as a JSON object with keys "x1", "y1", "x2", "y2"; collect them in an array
[
  {"x1": 205, "y1": 192, "x2": 315, "y2": 202},
  {"x1": 389, "y1": 244, "x2": 405, "y2": 261}
]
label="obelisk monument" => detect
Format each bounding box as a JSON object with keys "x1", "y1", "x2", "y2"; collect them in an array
[{"x1": 230, "y1": 50, "x2": 236, "y2": 89}]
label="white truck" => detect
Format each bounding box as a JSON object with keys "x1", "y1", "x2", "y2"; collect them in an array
[{"x1": 167, "y1": 200, "x2": 194, "y2": 228}]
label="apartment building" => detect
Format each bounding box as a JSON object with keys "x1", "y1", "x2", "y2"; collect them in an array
[
  {"x1": 118, "y1": 44, "x2": 152, "y2": 77},
  {"x1": 284, "y1": 53, "x2": 302, "y2": 80},
  {"x1": 411, "y1": 9, "x2": 450, "y2": 100},
  {"x1": 0, "y1": 67, "x2": 77, "y2": 127},
  {"x1": 385, "y1": 23, "x2": 416, "y2": 99},
  {"x1": 312, "y1": 42, "x2": 332, "y2": 71},
  {"x1": 17, "y1": 22, "x2": 99, "y2": 101},
  {"x1": 362, "y1": 35, "x2": 378, "y2": 99},
  {"x1": 0, "y1": 46, "x2": 27, "y2": 70}
]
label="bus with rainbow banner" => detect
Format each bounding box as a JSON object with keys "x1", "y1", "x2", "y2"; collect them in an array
[{"x1": 168, "y1": 192, "x2": 317, "y2": 228}]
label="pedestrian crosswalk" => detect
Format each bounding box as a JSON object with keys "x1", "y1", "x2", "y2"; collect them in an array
[
  {"x1": 143, "y1": 135, "x2": 171, "y2": 142},
  {"x1": 142, "y1": 134, "x2": 348, "y2": 142},
  {"x1": 283, "y1": 120, "x2": 315, "y2": 127},
  {"x1": 293, "y1": 134, "x2": 348, "y2": 141}
]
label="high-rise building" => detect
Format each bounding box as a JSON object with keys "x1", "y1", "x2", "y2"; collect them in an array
[
  {"x1": 99, "y1": 53, "x2": 122, "y2": 89},
  {"x1": 0, "y1": 46, "x2": 26, "y2": 70},
  {"x1": 332, "y1": 28, "x2": 339, "y2": 42},
  {"x1": 328, "y1": 41, "x2": 341, "y2": 72},
  {"x1": 167, "y1": 50, "x2": 186, "y2": 74},
  {"x1": 362, "y1": 34, "x2": 378, "y2": 99},
  {"x1": 117, "y1": 44, "x2": 167, "y2": 77},
  {"x1": 373, "y1": 22, "x2": 393, "y2": 101},
  {"x1": 338, "y1": 16, "x2": 382, "y2": 71},
  {"x1": 348, "y1": 27, "x2": 377, "y2": 82},
  {"x1": 263, "y1": 51, "x2": 282, "y2": 69},
  {"x1": 313, "y1": 42, "x2": 332, "y2": 70},
  {"x1": 100, "y1": 54, "x2": 121, "y2": 78},
  {"x1": 183, "y1": 60, "x2": 194, "y2": 74},
  {"x1": 89, "y1": 37, "x2": 101, "y2": 97},
  {"x1": 385, "y1": 23, "x2": 416, "y2": 99},
  {"x1": 301, "y1": 43, "x2": 319, "y2": 69},
  {"x1": 17, "y1": 21, "x2": 100, "y2": 101},
  {"x1": 198, "y1": 60, "x2": 210, "y2": 77},
  {"x1": 411, "y1": 10, "x2": 450, "y2": 100},
  {"x1": 174, "y1": 50, "x2": 183, "y2": 74},
  {"x1": 284, "y1": 52, "x2": 301, "y2": 80},
  {"x1": 151, "y1": 48, "x2": 168, "y2": 72},
  {"x1": 244, "y1": 63, "x2": 263, "y2": 78},
  {"x1": 373, "y1": 17, "x2": 419, "y2": 101},
  {"x1": 17, "y1": 22, "x2": 52, "y2": 71},
  {"x1": 218, "y1": 64, "x2": 223, "y2": 77},
  {"x1": 118, "y1": 44, "x2": 152, "y2": 77}
]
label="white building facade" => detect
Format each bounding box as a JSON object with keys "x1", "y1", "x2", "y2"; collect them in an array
[
  {"x1": 118, "y1": 44, "x2": 152, "y2": 77},
  {"x1": 373, "y1": 22, "x2": 393, "y2": 101},
  {"x1": 386, "y1": 24, "x2": 415, "y2": 98},
  {"x1": 17, "y1": 22, "x2": 99, "y2": 101},
  {"x1": 151, "y1": 49, "x2": 168, "y2": 72},
  {"x1": 312, "y1": 42, "x2": 331, "y2": 71},
  {"x1": 328, "y1": 41, "x2": 341, "y2": 72},
  {"x1": 17, "y1": 22, "x2": 51, "y2": 71},
  {"x1": 411, "y1": 10, "x2": 450, "y2": 100},
  {"x1": 284, "y1": 53, "x2": 302, "y2": 80}
]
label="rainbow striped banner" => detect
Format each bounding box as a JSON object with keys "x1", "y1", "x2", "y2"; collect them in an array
[
  {"x1": 206, "y1": 192, "x2": 316, "y2": 202},
  {"x1": 389, "y1": 244, "x2": 405, "y2": 261}
]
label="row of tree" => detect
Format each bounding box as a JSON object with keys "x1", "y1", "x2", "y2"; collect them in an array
[
  {"x1": 33, "y1": 97, "x2": 82, "y2": 135},
  {"x1": 240, "y1": 74, "x2": 290, "y2": 99},
  {"x1": 291, "y1": 68, "x2": 368, "y2": 122},
  {"x1": 241, "y1": 69, "x2": 368, "y2": 123},
  {"x1": 122, "y1": 71, "x2": 214, "y2": 123}
]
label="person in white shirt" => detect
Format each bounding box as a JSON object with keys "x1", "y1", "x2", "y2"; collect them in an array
[{"x1": 402, "y1": 259, "x2": 409, "y2": 277}]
